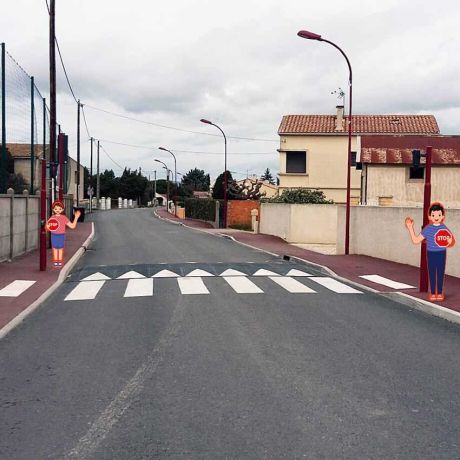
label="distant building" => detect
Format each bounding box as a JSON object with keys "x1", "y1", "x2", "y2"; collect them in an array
[
  {"x1": 277, "y1": 106, "x2": 440, "y2": 203},
  {"x1": 7, "y1": 143, "x2": 84, "y2": 201},
  {"x1": 360, "y1": 135, "x2": 460, "y2": 207}
]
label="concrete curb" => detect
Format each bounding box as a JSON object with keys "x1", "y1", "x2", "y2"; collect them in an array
[{"x1": 0, "y1": 222, "x2": 96, "y2": 340}]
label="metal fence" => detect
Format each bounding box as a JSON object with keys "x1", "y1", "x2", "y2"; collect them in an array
[{"x1": 0, "y1": 43, "x2": 53, "y2": 195}]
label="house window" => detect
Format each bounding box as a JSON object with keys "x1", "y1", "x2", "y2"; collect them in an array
[
  {"x1": 409, "y1": 166, "x2": 424, "y2": 180},
  {"x1": 351, "y1": 152, "x2": 357, "y2": 167},
  {"x1": 286, "y1": 151, "x2": 306, "y2": 173}
]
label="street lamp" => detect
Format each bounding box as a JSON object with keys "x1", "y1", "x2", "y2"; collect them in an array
[
  {"x1": 158, "y1": 147, "x2": 177, "y2": 185},
  {"x1": 200, "y1": 118, "x2": 228, "y2": 228},
  {"x1": 298, "y1": 29, "x2": 353, "y2": 255},
  {"x1": 154, "y1": 159, "x2": 171, "y2": 212}
]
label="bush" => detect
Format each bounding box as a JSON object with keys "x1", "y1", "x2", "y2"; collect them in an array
[
  {"x1": 263, "y1": 188, "x2": 334, "y2": 204},
  {"x1": 185, "y1": 198, "x2": 216, "y2": 221},
  {"x1": 229, "y1": 223, "x2": 252, "y2": 231}
]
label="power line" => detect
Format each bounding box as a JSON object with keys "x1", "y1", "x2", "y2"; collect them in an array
[
  {"x1": 81, "y1": 105, "x2": 92, "y2": 138},
  {"x1": 84, "y1": 104, "x2": 278, "y2": 143},
  {"x1": 98, "y1": 138, "x2": 276, "y2": 155},
  {"x1": 99, "y1": 144, "x2": 126, "y2": 171}
]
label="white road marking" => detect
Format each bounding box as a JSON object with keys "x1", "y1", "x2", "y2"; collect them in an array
[
  {"x1": 152, "y1": 269, "x2": 179, "y2": 278},
  {"x1": 223, "y1": 276, "x2": 264, "y2": 293},
  {"x1": 123, "y1": 279, "x2": 154, "y2": 297},
  {"x1": 269, "y1": 276, "x2": 316, "y2": 293},
  {"x1": 177, "y1": 277, "x2": 209, "y2": 294},
  {"x1": 286, "y1": 269, "x2": 312, "y2": 277},
  {"x1": 253, "y1": 269, "x2": 281, "y2": 277},
  {"x1": 64, "y1": 281, "x2": 106, "y2": 301},
  {"x1": 310, "y1": 277, "x2": 362, "y2": 294},
  {"x1": 185, "y1": 269, "x2": 214, "y2": 277},
  {"x1": 359, "y1": 275, "x2": 415, "y2": 290},
  {"x1": 0, "y1": 280, "x2": 36, "y2": 297},
  {"x1": 117, "y1": 271, "x2": 145, "y2": 279},
  {"x1": 220, "y1": 268, "x2": 247, "y2": 277},
  {"x1": 81, "y1": 272, "x2": 111, "y2": 281}
]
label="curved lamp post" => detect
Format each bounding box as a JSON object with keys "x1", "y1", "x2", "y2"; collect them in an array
[
  {"x1": 154, "y1": 158, "x2": 171, "y2": 211},
  {"x1": 158, "y1": 147, "x2": 177, "y2": 185},
  {"x1": 298, "y1": 29, "x2": 353, "y2": 255},
  {"x1": 200, "y1": 118, "x2": 228, "y2": 228}
]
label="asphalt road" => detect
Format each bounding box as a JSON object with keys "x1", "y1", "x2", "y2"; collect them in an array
[{"x1": 1, "y1": 208, "x2": 460, "y2": 459}]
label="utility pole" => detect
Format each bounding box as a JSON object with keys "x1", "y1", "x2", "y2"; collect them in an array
[
  {"x1": 96, "y1": 140, "x2": 100, "y2": 208},
  {"x1": 0, "y1": 43, "x2": 6, "y2": 194},
  {"x1": 76, "y1": 100, "x2": 81, "y2": 206},
  {"x1": 90, "y1": 137, "x2": 93, "y2": 212},
  {"x1": 49, "y1": 0, "x2": 56, "y2": 201},
  {"x1": 30, "y1": 76, "x2": 35, "y2": 194},
  {"x1": 154, "y1": 170, "x2": 157, "y2": 206}
]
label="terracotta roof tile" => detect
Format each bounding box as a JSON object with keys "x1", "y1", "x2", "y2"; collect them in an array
[{"x1": 278, "y1": 115, "x2": 440, "y2": 135}]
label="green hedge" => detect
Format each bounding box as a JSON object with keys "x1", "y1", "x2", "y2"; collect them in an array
[{"x1": 185, "y1": 198, "x2": 216, "y2": 221}]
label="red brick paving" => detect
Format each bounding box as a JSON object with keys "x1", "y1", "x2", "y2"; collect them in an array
[{"x1": 0, "y1": 223, "x2": 93, "y2": 330}]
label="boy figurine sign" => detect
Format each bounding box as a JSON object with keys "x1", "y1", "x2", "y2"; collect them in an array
[
  {"x1": 405, "y1": 202, "x2": 455, "y2": 301},
  {"x1": 46, "y1": 200, "x2": 81, "y2": 268}
]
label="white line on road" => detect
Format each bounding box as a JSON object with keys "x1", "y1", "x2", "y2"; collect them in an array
[
  {"x1": 81, "y1": 272, "x2": 111, "y2": 281},
  {"x1": 269, "y1": 276, "x2": 316, "y2": 293},
  {"x1": 310, "y1": 277, "x2": 362, "y2": 294},
  {"x1": 359, "y1": 275, "x2": 416, "y2": 290},
  {"x1": 253, "y1": 269, "x2": 281, "y2": 277},
  {"x1": 286, "y1": 269, "x2": 312, "y2": 277},
  {"x1": 152, "y1": 269, "x2": 179, "y2": 278},
  {"x1": 223, "y1": 276, "x2": 264, "y2": 293},
  {"x1": 185, "y1": 269, "x2": 215, "y2": 277},
  {"x1": 220, "y1": 269, "x2": 247, "y2": 277},
  {"x1": 64, "y1": 281, "x2": 106, "y2": 301},
  {"x1": 177, "y1": 277, "x2": 210, "y2": 294},
  {"x1": 123, "y1": 279, "x2": 154, "y2": 297},
  {"x1": 0, "y1": 280, "x2": 36, "y2": 297},
  {"x1": 117, "y1": 271, "x2": 145, "y2": 279}
]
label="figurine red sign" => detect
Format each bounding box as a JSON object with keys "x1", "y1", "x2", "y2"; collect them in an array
[{"x1": 435, "y1": 229, "x2": 452, "y2": 248}]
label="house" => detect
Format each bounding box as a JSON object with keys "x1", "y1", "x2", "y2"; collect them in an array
[
  {"x1": 7, "y1": 143, "x2": 84, "y2": 200},
  {"x1": 277, "y1": 106, "x2": 440, "y2": 203},
  {"x1": 360, "y1": 135, "x2": 460, "y2": 207}
]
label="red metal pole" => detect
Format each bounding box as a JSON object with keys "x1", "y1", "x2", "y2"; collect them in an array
[
  {"x1": 58, "y1": 132, "x2": 64, "y2": 201},
  {"x1": 419, "y1": 146, "x2": 432, "y2": 292},
  {"x1": 40, "y1": 159, "x2": 47, "y2": 271}
]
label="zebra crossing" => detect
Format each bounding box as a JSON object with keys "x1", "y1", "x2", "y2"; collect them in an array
[{"x1": 63, "y1": 264, "x2": 363, "y2": 301}]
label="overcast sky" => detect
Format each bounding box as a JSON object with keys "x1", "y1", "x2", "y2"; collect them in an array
[{"x1": 2, "y1": 0, "x2": 460, "y2": 183}]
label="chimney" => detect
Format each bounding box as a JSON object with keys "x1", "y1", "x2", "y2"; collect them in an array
[{"x1": 335, "y1": 105, "x2": 344, "y2": 131}]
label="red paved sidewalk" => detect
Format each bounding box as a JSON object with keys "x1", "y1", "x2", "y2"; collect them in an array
[
  {"x1": 0, "y1": 222, "x2": 93, "y2": 331},
  {"x1": 155, "y1": 207, "x2": 460, "y2": 314}
]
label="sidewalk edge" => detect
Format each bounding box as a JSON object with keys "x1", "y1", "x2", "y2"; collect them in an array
[
  {"x1": 0, "y1": 222, "x2": 95, "y2": 340},
  {"x1": 381, "y1": 292, "x2": 460, "y2": 326}
]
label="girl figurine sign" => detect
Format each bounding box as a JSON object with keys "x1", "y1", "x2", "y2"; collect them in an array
[
  {"x1": 405, "y1": 202, "x2": 455, "y2": 301},
  {"x1": 46, "y1": 200, "x2": 81, "y2": 268}
]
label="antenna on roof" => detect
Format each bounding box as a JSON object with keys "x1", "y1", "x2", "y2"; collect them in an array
[{"x1": 331, "y1": 87, "x2": 345, "y2": 107}]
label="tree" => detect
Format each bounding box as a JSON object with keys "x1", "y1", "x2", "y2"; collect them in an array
[
  {"x1": 264, "y1": 188, "x2": 333, "y2": 204},
  {"x1": 212, "y1": 170, "x2": 233, "y2": 200},
  {"x1": 181, "y1": 168, "x2": 210, "y2": 191},
  {"x1": 260, "y1": 167, "x2": 275, "y2": 185}
]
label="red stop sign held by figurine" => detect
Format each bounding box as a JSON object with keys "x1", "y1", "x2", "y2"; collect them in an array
[
  {"x1": 47, "y1": 217, "x2": 59, "y2": 232},
  {"x1": 435, "y1": 229, "x2": 451, "y2": 247}
]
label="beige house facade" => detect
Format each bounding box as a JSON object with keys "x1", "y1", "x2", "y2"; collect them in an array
[
  {"x1": 278, "y1": 107, "x2": 440, "y2": 204},
  {"x1": 361, "y1": 135, "x2": 460, "y2": 207}
]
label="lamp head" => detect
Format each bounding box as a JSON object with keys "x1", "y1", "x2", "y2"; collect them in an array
[
  {"x1": 158, "y1": 147, "x2": 167, "y2": 152},
  {"x1": 297, "y1": 30, "x2": 322, "y2": 41},
  {"x1": 200, "y1": 118, "x2": 212, "y2": 125}
]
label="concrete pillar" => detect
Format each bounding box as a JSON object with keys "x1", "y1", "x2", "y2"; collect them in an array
[
  {"x1": 118, "y1": 197, "x2": 122, "y2": 209},
  {"x1": 123, "y1": 198, "x2": 128, "y2": 209},
  {"x1": 106, "y1": 197, "x2": 111, "y2": 210},
  {"x1": 128, "y1": 199, "x2": 133, "y2": 208},
  {"x1": 251, "y1": 208, "x2": 259, "y2": 234}
]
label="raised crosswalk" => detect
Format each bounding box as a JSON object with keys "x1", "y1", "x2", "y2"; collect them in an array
[{"x1": 63, "y1": 266, "x2": 363, "y2": 301}]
